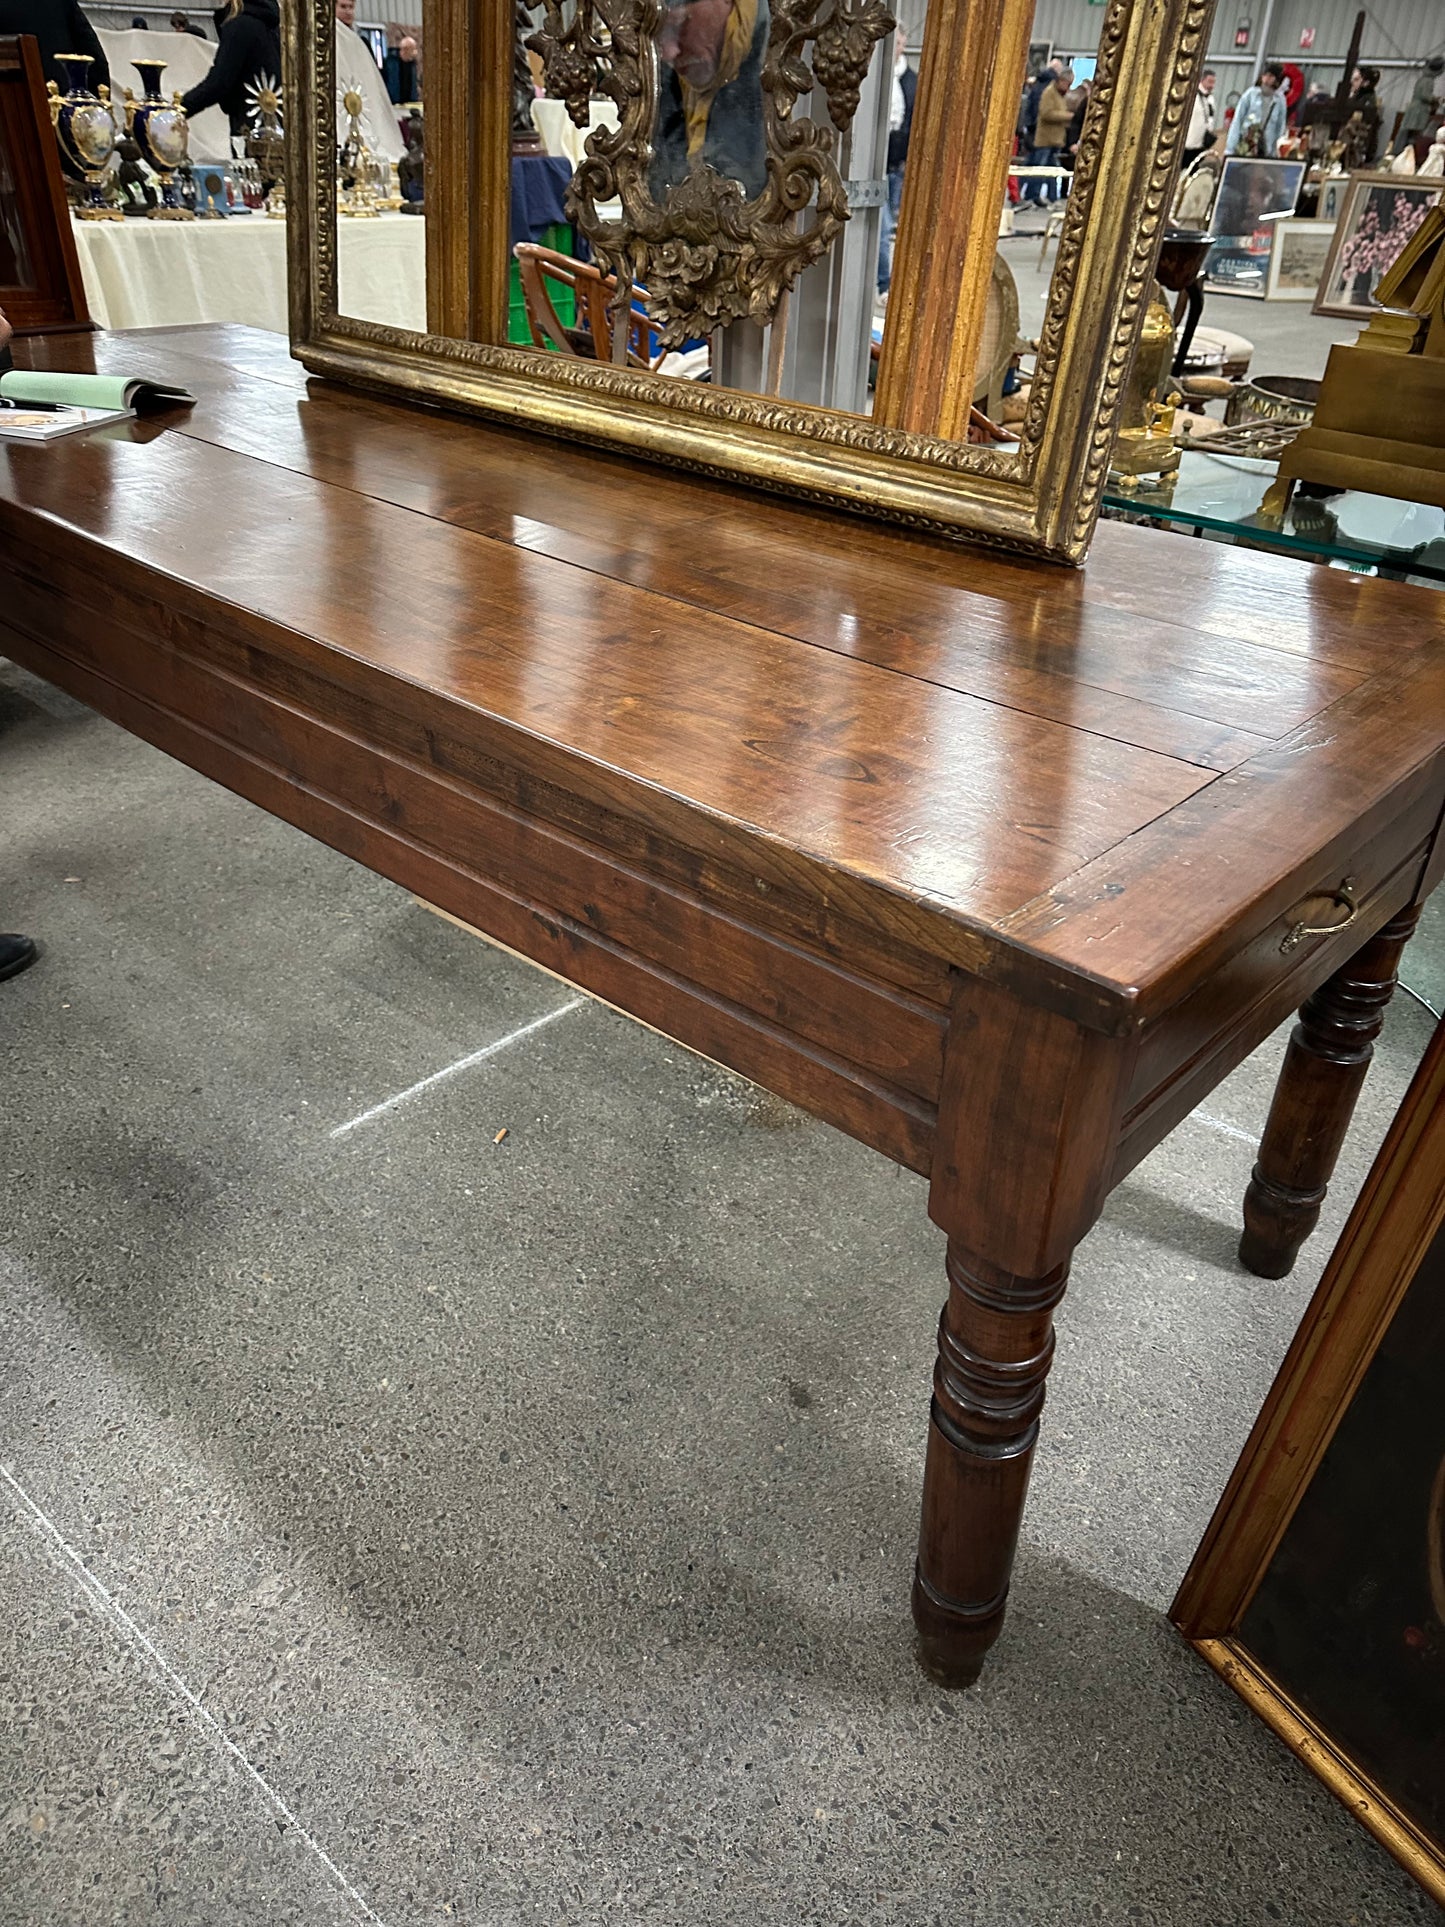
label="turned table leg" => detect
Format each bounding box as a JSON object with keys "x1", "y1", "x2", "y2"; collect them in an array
[
  {"x1": 915, "y1": 978, "x2": 1128, "y2": 1686},
  {"x1": 913, "y1": 1242, "x2": 1069, "y2": 1686},
  {"x1": 1240, "y1": 903, "x2": 1422, "y2": 1280}
]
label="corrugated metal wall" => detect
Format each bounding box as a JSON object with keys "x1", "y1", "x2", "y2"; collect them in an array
[
  {"x1": 355, "y1": 0, "x2": 423, "y2": 27},
  {"x1": 896, "y1": 0, "x2": 1444, "y2": 126}
]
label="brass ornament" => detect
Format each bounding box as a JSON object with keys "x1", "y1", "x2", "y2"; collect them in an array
[
  {"x1": 527, "y1": 0, "x2": 894, "y2": 346},
  {"x1": 338, "y1": 83, "x2": 380, "y2": 215}
]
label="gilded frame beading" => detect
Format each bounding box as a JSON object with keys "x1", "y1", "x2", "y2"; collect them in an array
[{"x1": 285, "y1": 0, "x2": 1212, "y2": 563}]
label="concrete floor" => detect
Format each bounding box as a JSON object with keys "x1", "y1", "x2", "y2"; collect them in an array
[{"x1": 2, "y1": 655, "x2": 1443, "y2": 1927}]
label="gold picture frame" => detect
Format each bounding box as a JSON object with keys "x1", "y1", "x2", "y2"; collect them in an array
[
  {"x1": 285, "y1": 0, "x2": 1212, "y2": 563},
  {"x1": 1173, "y1": 1017, "x2": 1445, "y2": 1910}
]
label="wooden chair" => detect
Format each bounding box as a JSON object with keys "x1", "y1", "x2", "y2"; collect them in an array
[
  {"x1": 513, "y1": 242, "x2": 656, "y2": 370},
  {"x1": 974, "y1": 253, "x2": 1023, "y2": 419},
  {"x1": 1038, "y1": 202, "x2": 1067, "y2": 268},
  {"x1": 0, "y1": 35, "x2": 92, "y2": 333},
  {"x1": 871, "y1": 253, "x2": 1022, "y2": 426}
]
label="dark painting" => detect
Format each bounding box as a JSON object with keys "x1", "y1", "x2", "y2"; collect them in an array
[{"x1": 1241, "y1": 1217, "x2": 1445, "y2": 1843}]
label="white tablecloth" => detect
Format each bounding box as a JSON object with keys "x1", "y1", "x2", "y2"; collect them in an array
[{"x1": 73, "y1": 211, "x2": 426, "y2": 335}]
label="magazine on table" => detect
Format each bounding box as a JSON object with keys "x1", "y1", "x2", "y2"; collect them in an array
[{"x1": 0, "y1": 370, "x2": 196, "y2": 443}]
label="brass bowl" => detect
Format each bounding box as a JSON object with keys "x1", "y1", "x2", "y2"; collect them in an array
[{"x1": 1224, "y1": 374, "x2": 1320, "y2": 429}]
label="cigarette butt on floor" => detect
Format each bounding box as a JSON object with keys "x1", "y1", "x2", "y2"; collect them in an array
[{"x1": 494, "y1": 1128, "x2": 508, "y2": 1144}]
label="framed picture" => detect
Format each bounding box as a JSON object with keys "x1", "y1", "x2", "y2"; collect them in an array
[
  {"x1": 1027, "y1": 39, "x2": 1053, "y2": 74},
  {"x1": 286, "y1": 0, "x2": 1223, "y2": 563},
  {"x1": 1264, "y1": 216, "x2": 1334, "y2": 299},
  {"x1": 1211, "y1": 155, "x2": 1306, "y2": 234},
  {"x1": 1314, "y1": 172, "x2": 1445, "y2": 320},
  {"x1": 1173, "y1": 1018, "x2": 1445, "y2": 1910},
  {"x1": 1313, "y1": 173, "x2": 1346, "y2": 224},
  {"x1": 0, "y1": 34, "x2": 92, "y2": 333},
  {"x1": 1202, "y1": 229, "x2": 1272, "y2": 296},
  {"x1": 1202, "y1": 158, "x2": 1307, "y2": 297}
]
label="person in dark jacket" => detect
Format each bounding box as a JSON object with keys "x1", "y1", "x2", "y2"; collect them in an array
[
  {"x1": 180, "y1": 0, "x2": 280, "y2": 136},
  {"x1": 0, "y1": 0, "x2": 108, "y2": 93},
  {"x1": 1347, "y1": 63, "x2": 1382, "y2": 164},
  {"x1": 383, "y1": 32, "x2": 419, "y2": 104},
  {"x1": 651, "y1": 0, "x2": 768, "y2": 201}
]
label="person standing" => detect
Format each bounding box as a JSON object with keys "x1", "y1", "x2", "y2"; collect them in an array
[
  {"x1": 1029, "y1": 65, "x2": 1074, "y2": 202},
  {"x1": 876, "y1": 46, "x2": 915, "y2": 296},
  {"x1": 1062, "y1": 75, "x2": 1091, "y2": 174},
  {"x1": 384, "y1": 32, "x2": 420, "y2": 104},
  {"x1": 1400, "y1": 55, "x2": 1444, "y2": 145},
  {"x1": 1018, "y1": 58, "x2": 1058, "y2": 203},
  {"x1": 1225, "y1": 62, "x2": 1287, "y2": 156},
  {"x1": 1183, "y1": 69, "x2": 1216, "y2": 167},
  {"x1": 179, "y1": 0, "x2": 280, "y2": 135},
  {"x1": 0, "y1": 0, "x2": 108, "y2": 92},
  {"x1": 1347, "y1": 64, "x2": 1382, "y2": 164}
]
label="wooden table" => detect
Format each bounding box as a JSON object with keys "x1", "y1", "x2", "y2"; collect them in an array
[{"x1": 6, "y1": 324, "x2": 1445, "y2": 1688}]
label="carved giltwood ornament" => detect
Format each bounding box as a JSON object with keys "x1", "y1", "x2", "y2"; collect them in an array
[
  {"x1": 290, "y1": 0, "x2": 1218, "y2": 562},
  {"x1": 527, "y1": 0, "x2": 894, "y2": 345}
]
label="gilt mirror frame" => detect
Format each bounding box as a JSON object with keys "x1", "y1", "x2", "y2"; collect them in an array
[{"x1": 285, "y1": 0, "x2": 1211, "y2": 562}]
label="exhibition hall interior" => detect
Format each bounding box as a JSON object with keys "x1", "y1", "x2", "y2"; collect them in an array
[{"x1": 2, "y1": 0, "x2": 1444, "y2": 1919}]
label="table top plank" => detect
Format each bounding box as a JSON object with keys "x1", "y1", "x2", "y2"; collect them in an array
[
  {"x1": 18, "y1": 330, "x2": 1389, "y2": 721},
  {"x1": 17, "y1": 331, "x2": 1363, "y2": 774},
  {"x1": 83, "y1": 328, "x2": 1441, "y2": 666},
  {"x1": 8, "y1": 324, "x2": 1445, "y2": 1023},
  {"x1": 0, "y1": 420, "x2": 1214, "y2": 933}
]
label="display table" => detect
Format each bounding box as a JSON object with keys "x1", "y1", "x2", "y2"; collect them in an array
[
  {"x1": 7, "y1": 324, "x2": 1445, "y2": 1689},
  {"x1": 75, "y1": 156, "x2": 579, "y2": 336},
  {"x1": 72, "y1": 212, "x2": 426, "y2": 335},
  {"x1": 1104, "y1": 449, "x2": 1445, "y2": 583}
]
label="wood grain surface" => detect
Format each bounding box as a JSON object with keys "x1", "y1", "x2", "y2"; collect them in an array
[{"x1": 7, "y1": 324, "x2": 1445, "y2": 1685}]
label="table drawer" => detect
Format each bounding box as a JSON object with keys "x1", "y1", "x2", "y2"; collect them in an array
[{"x1": 1116, "y1": 808, "x2": 1437, "y2": 1176}]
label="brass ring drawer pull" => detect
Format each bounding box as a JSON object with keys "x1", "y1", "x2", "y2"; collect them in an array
[{"x1": 1280, "y1": 878, "x2": 1359, "y2": 955}]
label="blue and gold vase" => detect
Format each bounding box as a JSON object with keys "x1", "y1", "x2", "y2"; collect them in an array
[
  {"x1": 47, "y1": 53, "x2": 122, "y2": 220},
  {"x1": 125, "y1": 60, "x2": 194, "y2": 219}
]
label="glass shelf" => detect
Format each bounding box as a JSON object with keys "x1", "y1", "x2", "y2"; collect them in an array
[{"x1": 1103, "y1": 449, "x2": 1445, "y2": 583}]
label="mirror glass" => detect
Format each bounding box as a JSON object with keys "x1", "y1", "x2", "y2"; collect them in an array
[
  {"x1": 322, "y1": 0, "x2": 1105, "y2": 445},
  {"x1": 329, "y1": 5, "x2": 426, "y2": 330}
]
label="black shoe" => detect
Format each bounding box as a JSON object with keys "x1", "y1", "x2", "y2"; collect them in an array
[{"x1": 0, "y1": 934, "x2": 37, "y2": 982}]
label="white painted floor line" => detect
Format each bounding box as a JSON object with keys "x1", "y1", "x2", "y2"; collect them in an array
[
  {"x1": 0, "y1": 1463, "x2": 388, "y2": 1927},
  {"x1": 330, "y1": 997, "x2": 587, "y2": 1139},
  {"x1": 1193, "y1": 1109, "x2": 1259, "y2": 1148}
]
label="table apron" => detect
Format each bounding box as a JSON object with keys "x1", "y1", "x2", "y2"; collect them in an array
[{"x1": 0, "y1": 591, "x2": 944, "y2": 1178}]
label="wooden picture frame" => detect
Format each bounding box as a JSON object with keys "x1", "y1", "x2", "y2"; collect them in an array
[
  {"x1": 0, "y1": 35, "x2": 92, "y2": 334},
  {"x1": 1173, "y1": 1018, "x2": 1445, "y2": 1910},
  {"x1": 1312, "y1": 173, "x2": 1345, "y2": 225},
  {"x1": 1312, "y1": 171, "x2": 1445, "y2": 321},
  {"x1": 1264, "y1": 215, "x2": 1334, "y2": 300},
  {"x1": 284, "y1": 0, "x2": 1214, "y2": 563}
]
